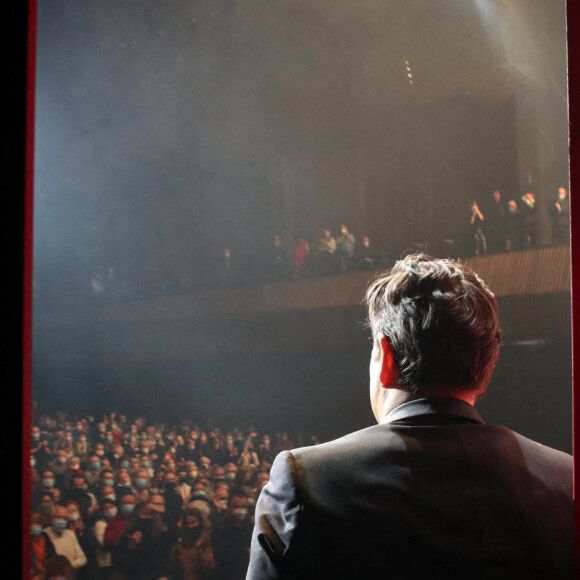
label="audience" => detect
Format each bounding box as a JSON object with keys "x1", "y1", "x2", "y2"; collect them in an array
[
  {"x1": 33, "y1": 185, "x2": 572, "y2": 310},
  {"x1": 29, "y1": 410, "x2": 319, "y2": 580}
]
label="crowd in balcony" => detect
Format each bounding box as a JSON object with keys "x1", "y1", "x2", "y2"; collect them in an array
[{"x1": 33, "y1": 186, "x2": 570, "y2": 310}]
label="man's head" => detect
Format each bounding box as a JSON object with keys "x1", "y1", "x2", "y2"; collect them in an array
[
  {"x1": 365, "y1": 254, "x2": 501, "y2": 408},
  {"x1": 120, "y1": 493, "x2": 136, "y2": 516},
  {"x1": 51, "y1": 505, "x2": 70, "y2": 534},
  {"x1": 226, "y1": 488, "x2": 249, "y2": 524},
  {"x1": 71, "y1": 475, "x2": 87, "y2": 491},
  {"x1": 151, "y1": 493, "x2": 166, "y2": 513},
  {"x1": 210, "y1": 465, "x2": 226, "y2": 483},
  {"x1": 213, "y1": 483, "x2": 230, "y2": 512}
]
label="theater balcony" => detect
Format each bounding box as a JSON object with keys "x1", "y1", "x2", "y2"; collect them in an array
[{"x1": 33, "y1": 245, "x2": 571, "y2": 365}]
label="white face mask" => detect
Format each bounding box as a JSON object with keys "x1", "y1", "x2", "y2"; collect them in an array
[{"x1": 230, "y1": 507, "x2": 248, "y2": 522}]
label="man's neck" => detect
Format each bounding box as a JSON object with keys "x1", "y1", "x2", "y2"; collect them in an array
[{"x1": 378, "y1": 387, "x2": 479, "y2": 422}]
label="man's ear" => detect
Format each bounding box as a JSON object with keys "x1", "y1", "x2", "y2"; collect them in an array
[{"x1": 378, "y1": 334, "x2": 400, "y2": 389}]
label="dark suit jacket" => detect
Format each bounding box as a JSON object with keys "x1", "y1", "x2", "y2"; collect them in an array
[{"x1": 246, "y1": 398, "x2": 573, "y2": 579}]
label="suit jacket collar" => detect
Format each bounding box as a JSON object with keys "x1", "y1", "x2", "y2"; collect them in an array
[{"x1": 382, "y1": 397, "x2": 485, "y2": 425}]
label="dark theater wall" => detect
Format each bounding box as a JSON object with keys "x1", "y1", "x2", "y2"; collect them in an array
[{"x1": 32, "y1": 334, "x2": 572, "y2": 454}]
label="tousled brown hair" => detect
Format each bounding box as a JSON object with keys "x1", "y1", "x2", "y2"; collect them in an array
[{"x1": 365, "y1": 253, "x2": 502, "y2": 394}]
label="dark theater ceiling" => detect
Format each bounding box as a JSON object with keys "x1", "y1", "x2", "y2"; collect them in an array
[{"x1": 32, "y1": 0, "x2": 568, "y2": 289}]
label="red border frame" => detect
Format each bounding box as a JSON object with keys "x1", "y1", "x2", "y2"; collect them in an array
[
  {"x1": 21, "y1": 0, "x2": 579, "y2": 576},
  {"x1": 23, "y1": 0, "x2": 37, "y2": 577},
  {"x1": 567, "y1": 0, "x2": 579, "y2": 569}
]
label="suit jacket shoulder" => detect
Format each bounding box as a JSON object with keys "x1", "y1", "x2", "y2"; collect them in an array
[{"x1": 247, "y1": 411, "x2": 573, "y2": 580}]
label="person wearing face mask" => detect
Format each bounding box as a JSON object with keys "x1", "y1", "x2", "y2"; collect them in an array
[
  {"x1": 96, "y1": 485, "x2": 117, "y2": 509},
  {"x1": 161, "y1": 472, "x2": 184, "y2": 525},
  {"x1": 274, "y1": 432, "x2": 294, "y2": 455},
  {"x1": 114, "y1": 500, "x2": 176, "y2": 580},
  {"x1": 107, "y1": 444, "x2": 126, "y2": 470},
  {"x1": 185, "y1": 462, "x2": 199, "y2": 487},
  {"x1": 132, "y1": 468, "x2": 152, "y2": 504},
  {"x1": 140, "y1": 454, "x2": 155, "y2": 477},
  {"x1": 64, "y1": 499, "x2": 98, "y2": 579},
  {"x1": 171, "y1": 508, "x2": 215, "y2": 580},
  {"x1": 74, "y1": 432, "x2": 90, "y2": 463},
  {"x1": 115, "y1": 469, "x2": 134, "y2": 499},
  {"x1": 50, "y1": 451, "x2": 72, "y2": 493},
  {"x1": 83, "y1": 455, "x2": 103, "y2": 491},
  {"x1": 221, "y1": 434, "x2": 241, "y2": 464},
  {"x1": 93, "y1": 499, "x2": 117, "y2": 579},
  {"x1": 43, "y1": 505, "x2": 87, "y2": 571},
  {"x1": 209, "y1": 482, "x2": 230, "y2": 525},
  {"x1": 95, "y1": 469, "x2": 116, "y2": 499},
  {"x1": 66, "y1": 475, "x2": 97, "y2": 523},
  {"x1": 103, "y1": 493, "x2": 138, "y2": 554},
  {"x1": 33, "y1": 469, "x2": 62, "y2": 508},
  {"x1": 224, "y1": 463, "x2": 238, "y2": 485},
  {"x1": 181, "y1": 439, "x2": 200, "y2": 465},
  {"x1": 31, "y1": 512, "x2": 56, "y2": 580},
  {"x1": 175, "y1": 468, "x2": 192, "y2": 507},
  {"x1": 257, "y1": 436, "x2": 275, "y2": 470},
  {"x1": 211, "y1": 488, "x2": 253, "y2": 580},
  {"x1": 31, "y1": 425, "x2": 53, "y2": 471},
  {"x1": 237, "y1": 440, "x2": 259, "y2": 470},
  {"x1": 35, "y1": 493, "x2": 57, "y2": 527}
]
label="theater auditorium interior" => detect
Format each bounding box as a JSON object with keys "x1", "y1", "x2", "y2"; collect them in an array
[{"x1": 25, "y1": 0, "x2": 573, "y2": 576}]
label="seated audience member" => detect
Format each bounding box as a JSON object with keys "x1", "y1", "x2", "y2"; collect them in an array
[
  {"x1": 175, "y1": 467, "x2": 192, "y2": 507},
  {"x1": 132, "y1": 468, "x2": 151, "y2": 504},
  {"x1": 224, "y1": 463, "x2": 239, "y2": 485},
  {"x1": 51, "y1": 451, "x2": 72, "y2": 492},
  {"x1": 64, "y1": 499, "x2": 99, "y2": 579},
  {"x1": 34, "y1": 469, "x2": 61, "y2": 507},
  {"x1": 43, "y1": 505, "x2": 87, "y2": 572},
  {"x1": 94, "y1": 499, "x2": 118, "y2": 580},
  {"x1": 209, "y1": 482, "x2": 230, "y2": 524},
  {"x1": 66, "y1": 474, "x2": 97, "y2": 522},
  {"x1": 31, "y1": 427, "x2": 53, "y2": 471},
  {"x1": 83, "y1": 455, "x2": 104, "y2": 491},
  {"x1": 171, "y1": 508, "x2": 216, "y2": 580},
  {"x1": 212, "y1": 488, "x2": 253, "y2": 580},
  {"x1": 103, "y1": 493, "x2": 138, "y2": 553},
  {"x1": 274, "y1": 431, "x2": 293, "y2": 455},
  {"x1": 36, "y1": 492, "x2": 57, "y2": 527},
  {"x1": 114, "y1": 499, "x2": 177, "y2": 580},
  {"x1": 161, "y1": 472, "x2": 185, "y2": 527},
  {"x1": 31, "y1": 512, "x2": 56, "y2": 580}
]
